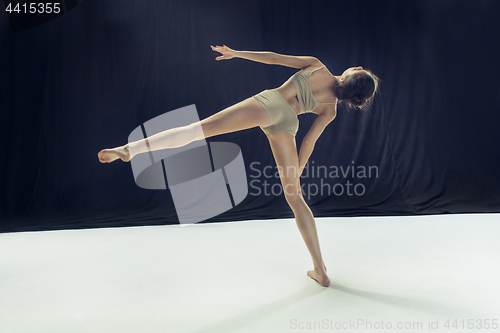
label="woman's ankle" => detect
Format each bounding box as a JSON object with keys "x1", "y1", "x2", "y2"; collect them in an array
[{"x1": 124, "y1": 143, "x2": 134, "y2": 160}]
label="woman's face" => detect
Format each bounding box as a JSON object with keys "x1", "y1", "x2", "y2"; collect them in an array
[
  {"x1": 341, "y1": 66, "x2": 364, "y2": 80},
  {"x1": 340, "y1": 66, "x2": 365, "y2": 81}
]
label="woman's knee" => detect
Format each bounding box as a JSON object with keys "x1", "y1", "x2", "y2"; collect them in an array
[
  {"x1": 284, "y1": 186, "x2": 304, "y2": 208},
  {"x1": 186, "y1": 121, "x2": 208, "y2": 140}
]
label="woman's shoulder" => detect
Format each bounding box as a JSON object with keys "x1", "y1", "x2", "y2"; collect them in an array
[
  {"x1": 301, "y1": 59, "x2": 326, "y2": 72},
  {"x1": 312, "y1": 103, "x2": 337, "y2": 120}
]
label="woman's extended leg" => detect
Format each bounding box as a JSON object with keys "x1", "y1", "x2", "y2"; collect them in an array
[
  {"x1": 98, "y1": 97, "x2": 270, "y2": 163},
  {"x1": 266, "y1": 131, "x2": 330, "y2": 287}
]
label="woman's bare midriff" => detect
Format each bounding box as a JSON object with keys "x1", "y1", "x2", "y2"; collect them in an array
[{"x1": 275, "y1": 81, "x2": 301, "y2": 115}]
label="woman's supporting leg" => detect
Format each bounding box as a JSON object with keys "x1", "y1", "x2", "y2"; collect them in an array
[
  {"x1": 266, "y1": 132, "x2": 330, "y2": 287},
  {"x1": 98, "y1": 97, "x2": 270, "y2": 163}
]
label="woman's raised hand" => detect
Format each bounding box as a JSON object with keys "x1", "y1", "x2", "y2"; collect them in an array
[{"x1": 211, "y1": 45, "x2": 236, "y2": 61}]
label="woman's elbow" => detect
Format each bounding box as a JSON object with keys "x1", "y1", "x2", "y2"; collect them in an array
[{"x1": 268, "y1": 53, "x2": 280, "y2": 64}]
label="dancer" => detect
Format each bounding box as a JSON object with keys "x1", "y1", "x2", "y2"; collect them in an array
[{"x1": 98, "y1": 45, "x2": 380, "y2": 287}]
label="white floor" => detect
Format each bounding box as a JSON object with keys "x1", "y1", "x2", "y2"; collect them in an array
[{"x1": 1, "y1": 214, "x2": 499, "y2": 333}]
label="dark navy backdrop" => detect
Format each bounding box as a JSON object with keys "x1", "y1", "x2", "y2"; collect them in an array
[{"x1": 1, "y1": 0, "x2": 499, "y2": 232}]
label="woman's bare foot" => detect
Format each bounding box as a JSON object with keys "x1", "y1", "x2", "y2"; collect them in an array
[
  {"x1": 98, "y1": 145, "x2": 131, "y2": 163},
  {"x1": 307, "y1": 268, "x2": 330, "y2": 287}
]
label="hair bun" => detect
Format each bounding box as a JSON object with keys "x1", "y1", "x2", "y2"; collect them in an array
[{"x1": 351, "y1": 95, "x2": 365, "y2": 106}]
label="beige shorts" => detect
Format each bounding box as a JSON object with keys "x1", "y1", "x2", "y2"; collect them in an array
[{"x1": 253, "y1": 89, "x2": 299, "y2": 137}]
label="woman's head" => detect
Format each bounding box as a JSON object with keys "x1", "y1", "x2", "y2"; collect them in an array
[{"x1": 335, "y1": 66, "x2": 380, "y2": 110}]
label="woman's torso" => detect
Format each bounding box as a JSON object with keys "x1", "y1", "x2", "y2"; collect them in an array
[{"x1": 274, "y1": 66, "x2": 338, "y2": 115}]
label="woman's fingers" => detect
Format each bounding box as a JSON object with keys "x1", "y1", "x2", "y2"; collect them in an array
[{"x1": 211, "y1": 45, "x2": 232, "y2": 61}]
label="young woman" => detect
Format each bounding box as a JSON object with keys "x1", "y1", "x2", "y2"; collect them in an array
[{"x1": 98, "y1": 45, "x2": 380, "y2": 287}]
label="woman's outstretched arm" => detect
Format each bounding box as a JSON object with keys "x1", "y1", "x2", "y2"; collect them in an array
[
  {"x1": 211, "y1": 45, "x2": 322, "y2": 69},
  {"x1": 298, "y1": 112, "x2": 336, "y2": 176}
]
